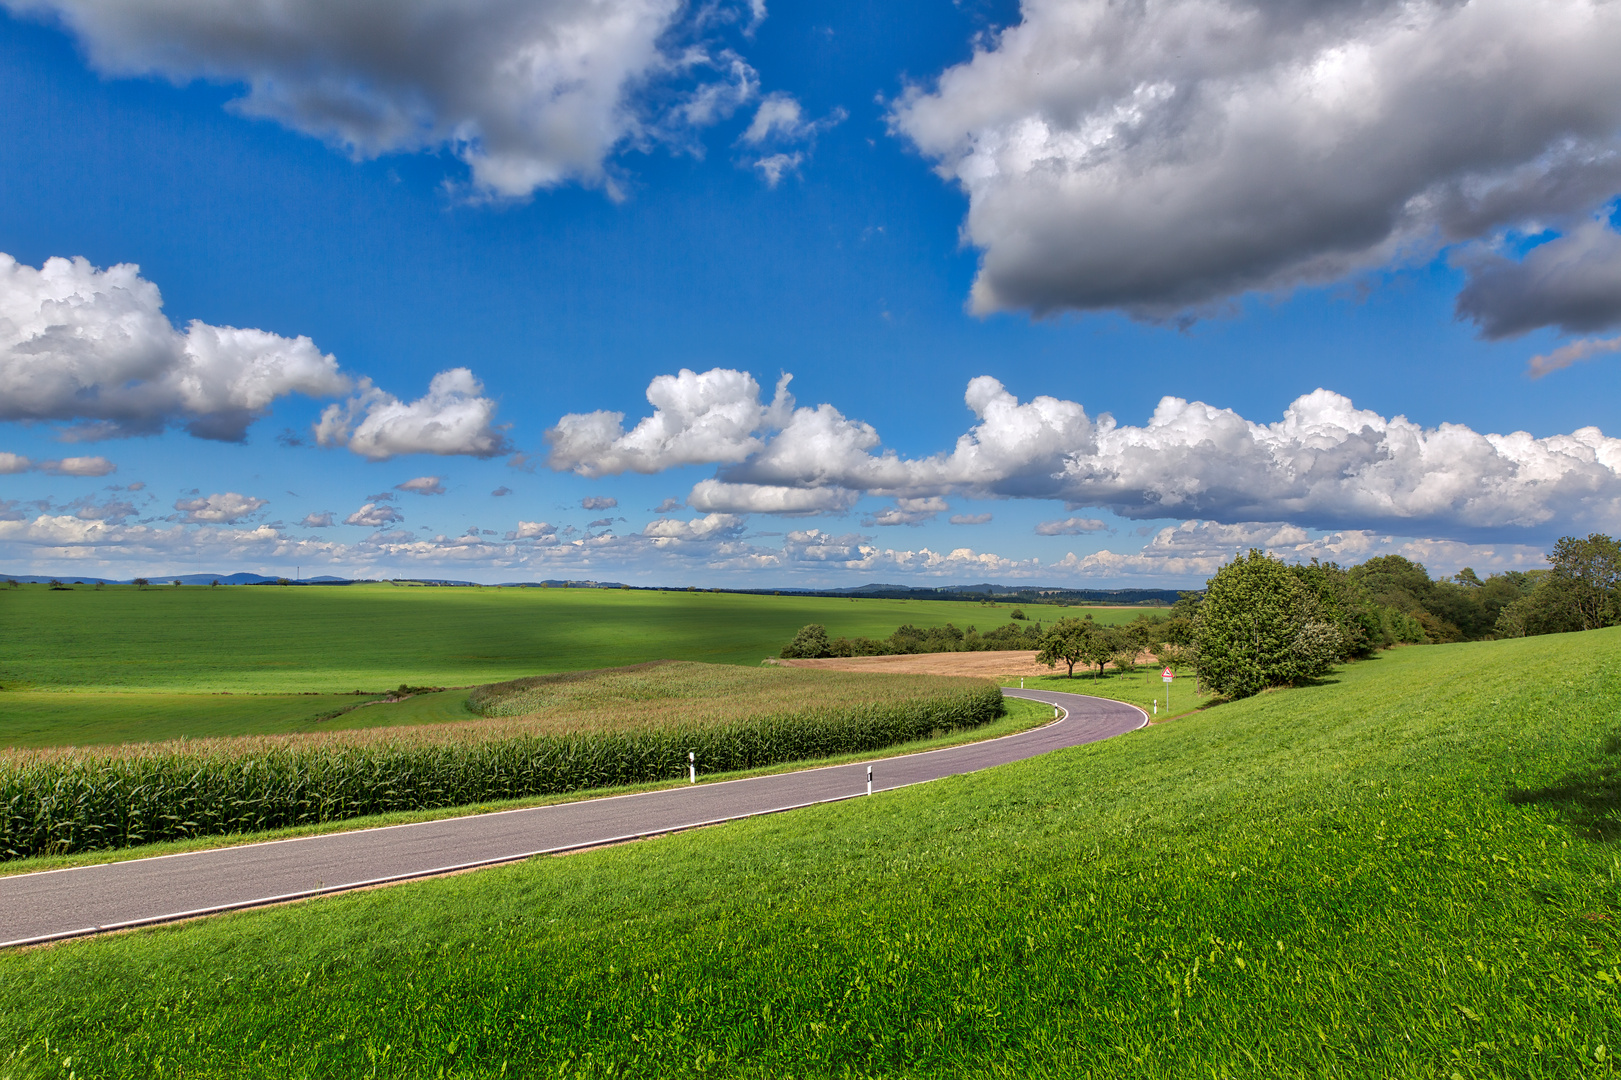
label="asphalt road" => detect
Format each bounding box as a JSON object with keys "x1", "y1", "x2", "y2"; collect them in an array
[{"x1": 0, "y1": 688, "x2": 1145, "y2": 947}]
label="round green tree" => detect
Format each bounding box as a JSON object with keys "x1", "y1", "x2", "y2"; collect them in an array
[
  {"x1": 1194, "y1": 550, "x2": 1343, "y2": 699},
  {"x1": 780, "y1": 624, "x2": 833, "y2": 659}
]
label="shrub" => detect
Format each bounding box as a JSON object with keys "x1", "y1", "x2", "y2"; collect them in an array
[
  {"x1": 1194, "y1": 550, "x2": 1342, "y2": 699},
  {"x1": 780, "y1": 624, "x2": 833, "y2": 659}
]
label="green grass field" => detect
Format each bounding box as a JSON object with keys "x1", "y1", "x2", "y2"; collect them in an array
[
  {"x1": 3, "y1": 629, "x2": 1617, "y2": 1077},
  {"x1": 0, "y1": 583, "x2": 1146, "y2": 693},
  {"x1": 0, "y1": 584, "x2": 1143, "y2": 747}
]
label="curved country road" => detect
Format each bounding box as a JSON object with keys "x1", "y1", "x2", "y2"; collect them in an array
[{"x1": 0, "y1": 688, "x2": 1144, "y2": 948}]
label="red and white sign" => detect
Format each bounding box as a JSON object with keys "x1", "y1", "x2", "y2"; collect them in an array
[{"x1": 1162, "y1": 668, "x2": 1174, "y2": 682}]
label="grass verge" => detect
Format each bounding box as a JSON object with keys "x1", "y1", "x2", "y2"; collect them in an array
[{"x1": 3, "y1": 632, "x2": 1618, "y2": 1077}]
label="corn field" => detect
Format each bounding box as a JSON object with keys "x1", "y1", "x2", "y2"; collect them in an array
[{"x1": 0, "y1": 669, "x2": 1003, "y2": 859}]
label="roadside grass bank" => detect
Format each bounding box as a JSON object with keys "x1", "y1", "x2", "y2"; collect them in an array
[
  {"x1": 3, "y1": 631, "x2": 1618, "y2": 1077},
  {"x1": 0, "y1": 665, "x2": 1004, "y2": 860},
  {"x1": 0, "y1": 697, "x2": 1058, "y2": 878},
  {"x1": 0, "y1": 583, "x2": 1148, "y2": 696}
]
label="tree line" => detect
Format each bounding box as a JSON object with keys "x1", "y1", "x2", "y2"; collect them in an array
[
  {"x1": 780, "y1": 615, "x2": 1049, "y2": 659},
  {"x1": 776, "y1": 533, "x2": 1621, "y2": 701}
]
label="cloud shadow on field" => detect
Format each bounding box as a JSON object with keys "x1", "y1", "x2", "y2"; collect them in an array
[{"x1": 1507, "y1": 732, "x2": 1621, "y2": 843}]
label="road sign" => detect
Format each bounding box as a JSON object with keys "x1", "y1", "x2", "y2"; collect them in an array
[{"x1": 1162, "y1": 668, "x2": 1174, "y2": 683}]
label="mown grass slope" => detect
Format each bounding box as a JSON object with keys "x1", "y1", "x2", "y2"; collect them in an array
[{"x1": 4, "y1": 631, "x2": 1617, "y2": 1077}]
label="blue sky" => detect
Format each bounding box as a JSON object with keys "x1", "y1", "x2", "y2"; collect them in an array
[{"x1": 3, "y1": 0, "x2": 1620, "y2": 586}]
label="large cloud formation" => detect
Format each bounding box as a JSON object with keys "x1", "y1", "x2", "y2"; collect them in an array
[
  {"x1": 7, "y1": 0, "x2": 761, "y2": 197},
  {"x1": 0, "y1": 253, "x2": 345, "y2": 440},
  {"x1": 548, "y1": 367, "x2": 1621, "y2": 541},
  {"x1": 889, "y1": 0, "x2": 1621, "y2": 325}
]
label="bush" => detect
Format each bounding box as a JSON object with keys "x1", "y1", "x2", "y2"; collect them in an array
[
  {"x1": 780, "y1": 624, "x2": 833, "y2": 659},
  {"x1": 1194, "y1": 550, "x2": 1342, "y2": 699}
]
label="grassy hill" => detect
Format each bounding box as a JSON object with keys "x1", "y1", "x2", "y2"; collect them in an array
[{"x1": 3, "y1": 629, "x2": 1617, "y2": 1076}]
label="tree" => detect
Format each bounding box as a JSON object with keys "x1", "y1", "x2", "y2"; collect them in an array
[
  {"x1": 1010, "y1": 608, "x2": 1027, "y2": 620},
  {"x1": 1109, "y1": 628, "x2": 1142, "y2": 675},
  {"x1": 1037, "y1": 618, "x2": 1092, "y2": 677},
  {"x1": 1194, "y1": 550, "x2": 1343, "y2": 699},
  {"x1": 1546, "y1": 533, "x2": 1621, "y2": 631},
  {"x1": 1079, "y1": 625, "x2": 1119, "y2": 678},
  {"x1": 133, "y1": 577, "x2": 149, "y2": 589},
  {"x1": 780, "y1": 624, "x2": 832, "y2": 659},
  {"x1": 172, "y1": 579, "x2": 183, "y2": 587}
]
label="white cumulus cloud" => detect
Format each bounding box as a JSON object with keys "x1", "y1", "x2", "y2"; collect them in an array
[
  {"x1": 507, "y1": 520, "x2": 558, "y2": 541},
  {"x1": 345, "y1": 502, "x2": 405, "y2": 528},
  {"x1": 315, "y1": 369, "x2": 509, "y2": 461},
  {"x1": 41, "y1": 456, "x2": 118, "y2": 477},
  {"x1": 396, "y1": 476, "x2": 447, "y2": 496},
  {"x1": 687, "y1": 480, "x2": 858, "y2": 515},
  {"x1": 581, "y1": 496, "x2": 619, "y2": 511},
  {"x1": 1, "y1": 453, "x2": 118, "y2": 476},
  {"x1": 174, "y1": 492, "x2": 268, "y2": 525},
  {"x1": 866, "y1": 497, "x2": 948, "y2": 527},
  {"x1": 890, "y1": 0, "x2": 1621, "y2": 321},
  {"x1": 0, "y1": 253, "x2": 347, "y2": 440},
  {"x1": 547, "y1": 367, "x2": 793, "y2": 477}
]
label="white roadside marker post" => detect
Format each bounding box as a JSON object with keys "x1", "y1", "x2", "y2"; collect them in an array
[
  {"x1": 688, "y1": 751, "x2": 696, "y2": 785},
  {"x1": 866, "y1": 765, "x2": 873, "y2": 796}
]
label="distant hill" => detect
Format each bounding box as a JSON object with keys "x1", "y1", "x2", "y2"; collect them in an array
[{"x1": 0, "y1": 572, "x2": 374, "y2": 586}]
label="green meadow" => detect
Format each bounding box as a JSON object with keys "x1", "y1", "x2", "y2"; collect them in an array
[
  {"x1": 3, "y1": 628, "x2": 1617, "y2": 1077},
  {"x1": 0, "y1": 584, "x2": 1139, "y2": 746}
]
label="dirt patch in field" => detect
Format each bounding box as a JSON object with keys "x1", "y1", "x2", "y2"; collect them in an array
[{"x1": 774, "y1": 651, "x2": 1057, "y2": 678}]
